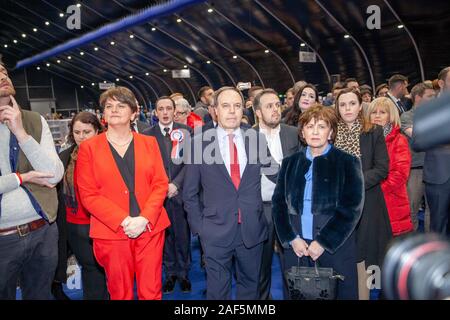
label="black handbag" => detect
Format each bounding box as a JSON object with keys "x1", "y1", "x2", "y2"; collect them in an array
[{"x1": 285, "y1": 257, "x2": 345, "y2": 300}]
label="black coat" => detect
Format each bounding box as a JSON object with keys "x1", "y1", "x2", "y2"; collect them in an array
[
  {"x1": 142, "y1": 123, "x2": 192, "y2": 206},
  {"x1": 272, "y1": 146, "x2": 364, "y2": 255},
  {"x1": 357, "y1": 126, "x2": 392, "y2": 267},
  {"x1": 54, "y1": 144, "x2": 76, "y2": 283}
]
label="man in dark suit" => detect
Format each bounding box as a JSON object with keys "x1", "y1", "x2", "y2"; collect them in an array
[
  {"x1": 142, "y1": 96, "x2": 193, "y2": 293},
  {"x1": 243, "y1": 86, "x2": 263, "y2": 126},
  {"x1": 387, "y1": 74, "x2": 410, "y2": 115},
  {"x1": 131, "y1": 101, "x2": 151, "y2": 133},
  {"x1": 183, "y1": 86, "x2": 278, "y2": 300},
  {"x1": 253, "y1": 89, "x2": 301, "y2": 300},
  {"x1": 420, "y1": 66, "x2": 450, "y2": 235}
]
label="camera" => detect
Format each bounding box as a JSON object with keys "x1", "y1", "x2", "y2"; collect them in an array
[{"x1": 382, "y1": 233, "x2": 450, "y2": 300}]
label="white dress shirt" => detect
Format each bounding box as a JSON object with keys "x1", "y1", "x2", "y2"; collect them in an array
[
  {"x1": 260, "y1": 125, "x2": 283, "y2": 201},
  {"x1": 216, "y1": 126, "x2": 247, "y2": 178}
]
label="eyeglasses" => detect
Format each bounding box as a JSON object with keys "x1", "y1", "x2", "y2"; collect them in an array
[{"x1": 174, "y1": 111, "x2": 187, "y2": 116}]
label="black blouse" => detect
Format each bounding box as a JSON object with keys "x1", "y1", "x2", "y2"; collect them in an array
[{"x1": 109, "y1": 140, "x2": 140, "y2": 217}]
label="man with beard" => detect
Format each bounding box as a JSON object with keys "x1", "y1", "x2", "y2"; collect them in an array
[
  {"x1": 0, "y1": 62, "x2": 64, "y2": 299},
  {"x1": 253, "y1": 89, "x2": 301, "y2": 299}
]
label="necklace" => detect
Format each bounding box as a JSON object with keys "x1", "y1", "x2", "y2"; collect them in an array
[{"x1": 106, "y1": 132, "x2": 133, "y2": 147}]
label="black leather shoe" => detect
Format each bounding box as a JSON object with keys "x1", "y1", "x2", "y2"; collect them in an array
[
  {"x1": 51, "y1": 281, "x2": 70, "y2": 300},
  {"x1": 179, "y1": 278, "x2": 192, "y2": 293},
  {"x1": 163, "y1": 276, "x2": 177, "y2": 294}
]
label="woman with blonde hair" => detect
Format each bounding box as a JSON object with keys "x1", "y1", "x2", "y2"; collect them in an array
[
  {"x1": 366, "y1": 97, "x2": 413, "y2": 236},
  {"x1": 334, "y1": 88, "x2": 392, "y2": 300}
]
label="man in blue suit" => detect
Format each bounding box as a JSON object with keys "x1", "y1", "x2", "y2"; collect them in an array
[{"x1": 183, "y1": 86, "x2": 278, "y2": 300}]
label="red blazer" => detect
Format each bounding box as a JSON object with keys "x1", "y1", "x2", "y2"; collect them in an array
[
  {"x1": 381, "y1": 126, "x2": 413, "y2": 236},
  {"x1": 76, "y1": 132, "x2": 170, "y2": 240}
]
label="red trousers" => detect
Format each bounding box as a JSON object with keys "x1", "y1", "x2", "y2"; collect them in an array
[{"x1": 93, "y1": 231, "x2": 165, "y2": 300}]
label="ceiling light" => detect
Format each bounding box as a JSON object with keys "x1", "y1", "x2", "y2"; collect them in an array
[
  {"x1": 116, "y1": 78, "x2": 120, "y2": 81},
  {"x1": 68, "y1": 56, "x2": 72, "y2": 60},
  {"x1": 207, "y1": 8, "x2": 213, "y2": 13},
  {"x1": 206, "y1": 60, "x2": 211, "y2": 64},
  {"x1": 45, "y1": 21, "x2": 50, "y2": 26},
  {"x1": 129, "y1": 34, "x2": 134, "y2": 39},
  {"x1": 163, "y1": 69, "x2": 168, "y2": 72},
  {"x1": 13, "y1": 39, "x2": 18, "y2": 43},
  {"x1": 21, "y1": 34, "x2": 26, "y2": 38},
  {"x1": 80, "y1": 85, "x2": 84, "y2": 88},
  {"x1": 151, "y1": 27, "x2": 156, "y2": 31},
  {"x1": 91, "y1": 83, "x2": 95, "y2": 86},
  {"x1": 129, "y1": 75, "x2": 133, "y2": 79},
  {"x1": 103, "y1": 80, "x2": 106, "y2": 83},
  {"x1": 232, "y1": 55, "x2": 237, "y2": 59},
  {"x1": 36, "y1": 66, "x2": 41, "y2": 70},
  {"x1": 94, "y1": 47, "x2": 98, "y2": 51},
  {"x1": 176, "y1": 18, "x2": 182, "y2": 23},
  {"x1": 398, "y1": 24, "x2": 404, "y2": 29},
  {"x1": 76, "y1": 3, "x2": 81, "y2": 8},
  {"x1": 145, "y1": 72, "x2": 149, "y2": 76},
  {"x1": 183, "y1": 65, "x2": 188, "y2": 68},
  {"x1": 300, "y1": 43, "x2": 306, "y2": 47},
  {"x1": 46, "y1": 63, "x2": 50, "y2": 67},
  {"x1": 59, "y1": 13, "x2": 64, "y2": 18},
  {"x1": 344, "y1": 34, "x2": 350, "y2": 39},
  {"x1": 3, "y1": 44, "x2": 7, "y2": 48},
  {"x1": 33, "y1": 28, "x2": 38, "y2": 32},
  {"x1": 57, "y1": 60, "x2": 61, "y2": 63},
  {"x1": 80, "y1": 51, "x2": 84, "y2": 55},
  {"x1": 264, "y1": 49, "x2": 270, "y2": 53},
  {"x1": 110, "y1": 41, "x2": 115, "y2": 45}
]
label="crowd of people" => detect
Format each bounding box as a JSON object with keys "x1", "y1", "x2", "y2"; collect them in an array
[{"x1": 1, "y1": 58, "x2": 450, "y2": 300}]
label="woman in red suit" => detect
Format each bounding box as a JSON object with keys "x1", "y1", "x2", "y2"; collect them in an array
[
  {"x1": 76, "y1": 86, "x2": 170, "y2": 300},
  {"x1": 366, "y1": 97, "x2": 413, "y2": 236}
]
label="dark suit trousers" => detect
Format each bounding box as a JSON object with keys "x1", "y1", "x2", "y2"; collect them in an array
[
  {"x1": 203, "y1": 224, "x2": 263, "y2": 300},
  {"x1": 425, "y1": 177, "x2": 450, "y2": 235},
  {"x1": 163, "y1": 198, "x2": 191, "y2": 278},
  {"x1": 67, "y1": 223, "x2": 109, "y2": 300},
  {"x1": 282, "y1": 236, "x2": 358, "y2": 300},
  {"x1": 259, "y1": 202, "x2": 275, "y2": 300}
]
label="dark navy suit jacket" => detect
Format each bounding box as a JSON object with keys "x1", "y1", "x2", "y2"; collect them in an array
[{"x1": 182, "y1": 126, "x2": 279, "y2": 248}]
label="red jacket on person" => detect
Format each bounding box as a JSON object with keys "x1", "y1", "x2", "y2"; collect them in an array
[
  {"x1": 76, "y1": 132, "x2": 170, "y2": 240},
  {"x1": 186, "y1": 112, "x2": 204, "y2": 129},
  {"x1": 381, "y1": 126, "x2": 413, "y2": 236}
]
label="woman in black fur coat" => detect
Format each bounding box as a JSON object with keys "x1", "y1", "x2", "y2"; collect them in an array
[{"x1": 272, "y1": 105, "x2": 364, "y2": 300}]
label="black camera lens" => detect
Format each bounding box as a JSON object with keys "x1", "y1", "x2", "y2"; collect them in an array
[{"x1": 382, "y1": 233, "x2": 450, "y2": 300}]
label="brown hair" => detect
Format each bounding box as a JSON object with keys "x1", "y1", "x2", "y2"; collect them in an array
[
  {"x1": 248, "y1": 85, "x2": 263, "y2": 99},
  {"x1": 298, "y1": 105, "x2": 338, "y2": 144},
  {"x1": 388, "y1": 74, "x2": 408, "y2": 89},
  {"x1": 375, "y1": 83, "x2": 389, "y2": 96},
  {"x1": 67, "y1": 111, "x2": 104, "y2": 144},
  {"x1": 155, "y1": 96, "x2": 176, "y2": 109},
  {"x1": 284, "y1": 84, "x2": 319, "y2": 126},
  {"x1": 253, "y1": 88, "x2": 278, "y2": 111},
  {"x1": 410, "y1": 82, "x2": 434, "y2": 105},
  {"x1": 170, "y1": 92, "x2": 183, "y2": 100},
  {"x1": 335, "y1": 88, "x2": 374, "y2": 132},
  {"x1": 438, "y1": 67, "x2": 450, "y2": 81},
  {"x1": 198, "y1": 86, "x2": 212, "y2": 99},
  {"x1": 99, "y1": 86, "x2": 137, "y2": 113}
]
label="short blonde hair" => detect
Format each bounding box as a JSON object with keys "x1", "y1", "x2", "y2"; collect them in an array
[{"x1": 365, "y1": 97, "x2": 401, "y2": 127}]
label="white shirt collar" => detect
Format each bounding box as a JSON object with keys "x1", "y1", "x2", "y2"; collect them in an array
[
  {"x1": 216, "y1": 125, "x2": 242, "y2": 142},
  {"x1": 158, "y1": 121, "x2": 173, "y2": 135},
  {"x1": 260, "y1": 124, "x2": 281, "y2": 137}
]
